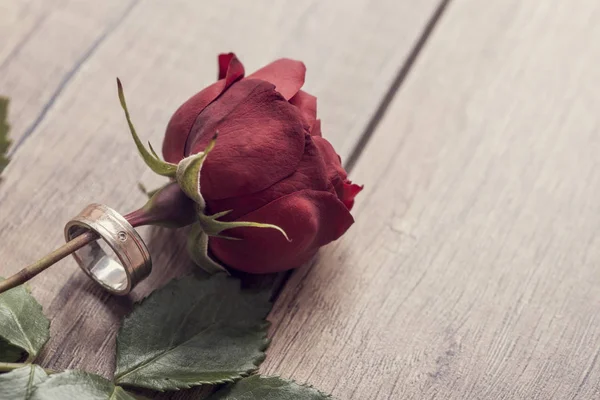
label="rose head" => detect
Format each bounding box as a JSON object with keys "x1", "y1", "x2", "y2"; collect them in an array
[{"x1": 128, "y1": 53, "x2": 362, "y2": 274}]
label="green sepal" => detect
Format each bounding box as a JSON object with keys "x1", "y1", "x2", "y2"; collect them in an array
[
  {"x1": 117, "y1": 78, "x2": 177, "y2": 178},
  {"x1": 187, "y1": 223, "x2": 229, "y2": 275},
  {"x1": 175, "y1": 133, "x2": 217, "y2": 208},
  {"x1": 186, "y1": 210, "x2": 290, "y2": 274},
  {"x1": 138, "y1": 181, "x2": 169, "y2": 200},
  {"x1": 147, "y1": 141, "x2": 160, "y2": 159},
  {"x1": 137, "y1": 182, "x2": 152, "y2": 199},
  {"x1": 198, "y1": 211, "x2": 291, "y2": 242}
]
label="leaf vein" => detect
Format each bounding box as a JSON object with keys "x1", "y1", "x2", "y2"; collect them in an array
[
  {"x1": 25, "y1": 365, "x2": 35, "y2": 400},
  {"x1": 116, "y1": 322, "x2": 217, "y2": 382},
  {"x1": 1, "y1": 304, "x2": 35, "y2": 356}
]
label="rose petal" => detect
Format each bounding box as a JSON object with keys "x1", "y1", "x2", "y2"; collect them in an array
[
  {"x1": 341, "y1": 180, "x2": 363, "y2": 210},
  {"x1": 218, "y1": 53, "x2": 235, "y2": 79},
  {"x1": 289, "y1": 90, "x2": 317, "y2": 130},
  {"x1": 206, "y1": 135, "x2": 333, "y2": 220},
  {"x1": 311, "y1": 119, "x2": 322, "y2": 137},
  {"x1": 313, "y1": 136, "x2": 347, "y2": 179},
  {"x1": 162, "y1": 54, "x2": 245, "y2": 163},
  {"x1": 313, "y1": 136, "x2": 364, "y2": 205},
  {"x1": 209, "y1": 189, "x2": 355, "y2": 273},
  {"x1": 223, "y1": 54, "x2": 245, "y2": 87},
  {"x1": 187, "y1": 79, "x2": 306, "y2": 199},
  {"x1": 247, "y1": 58, "x2": 306, "y2": 100}
]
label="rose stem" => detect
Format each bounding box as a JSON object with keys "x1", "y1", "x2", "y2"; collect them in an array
[
  {"x1": 0, "y1": 362, "x2": 31, "y2": 372},
  {"x1": 0, "y1": 362, "x2": 56, "y2": 373},
  {"x1": 0, "y1": 231, "x2": 98, "y2": 294},
  {"x1": 0, "y1": 211, "x2": 148, "y2": 295}
]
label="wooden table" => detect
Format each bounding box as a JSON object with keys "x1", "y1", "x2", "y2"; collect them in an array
[{"x1": 2, "y1": 0, "x2": 600, "y2": 398}]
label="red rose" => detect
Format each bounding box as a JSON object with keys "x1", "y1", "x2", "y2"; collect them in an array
[{"x1": 161, "y1": 53, "x2": 362, "y2": 273}]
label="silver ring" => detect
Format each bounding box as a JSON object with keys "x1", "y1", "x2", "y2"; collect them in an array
[{"x1": 64, "y1": 204, "x2": 152, "y2": 295}]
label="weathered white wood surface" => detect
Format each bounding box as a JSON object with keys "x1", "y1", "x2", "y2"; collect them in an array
[
  {"x1": 0, "y1": 0, "x2": 137, "y2": 151},
  {"x1": 0, "y1": 0, "x2": 443, "y2": 397},
  {"x1": 264, "y1": 0, "x2": 600, "y2": 399}
]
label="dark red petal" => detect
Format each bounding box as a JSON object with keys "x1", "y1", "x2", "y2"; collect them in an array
[
  {"x1": 206, "y1": 134, "x2": 333, "y2": 220},
  {"x1": 209, "y1": 189, "x2": 355, "y2": 273},
  {"x1": 289, "y1": 90, "x2": 317, "y2": 130},
  {"x1": 247, "y1": 58, "x2": 306, "y2": 100},
  {"x1": 312, "y1": 136, "x2": 364, "y2": 205},
  {"x1": 223, "y1": 55, "x2": 245, "y2": 87},
  {"x1": 311, "y1": 119, "x2": 322, "y2": 137},
  {"x1": 341, "y1": 181, "x2": 363, "y2": 210},
  {"x1": 187, "y1": 79, "x2": 306, "y2": 199},
  {"x1": 162, "y1": 54, "x2": 245, "y2": 163},
  {"x1": 163, "y1": 82, "x2": 225, "y2": 163},
  {"x1": 218, "y1": 53, "x2": 235, "y2": 79},
  {"x1": 312, "y1": 136, "x2": 347, "y2": 181}
]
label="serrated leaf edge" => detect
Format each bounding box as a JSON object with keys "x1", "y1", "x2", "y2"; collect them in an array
[
  {"x1": 30, "y1": 370, "x2": 136, "y2": 400},
  {"x1": 0, "y1": 280, "x2": 50, "y2": 361},
  {"x1": 265, "y1": 376, "x2": 335, "y2": 399},
  {"x1": 115, "y1": 334, "x2": 270, "y2": 391},
  {"x1": 114, "y1": 275, "x2": 271, "y2": 392},
  {"x1": 209, "y1": 375, "x2": 335, "y2": 400}
]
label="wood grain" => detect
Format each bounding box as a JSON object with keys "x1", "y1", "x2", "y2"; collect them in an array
[
  {"x1": 0, "y1": 0, "x2": 55, "y2": 64},
  {"x1": 0, "y1": 0, "x2": 443, "y2": 397},
  {"x1": 263, "y1": 0, "x2": 600, "y2": 399},
  {"x1": 0, "y1": 0, "x2": 138, "y2": 152}
]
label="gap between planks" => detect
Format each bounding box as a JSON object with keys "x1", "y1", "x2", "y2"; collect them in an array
[{"x1": 0, "y1": 0, "x2": 450, "y2": 393}]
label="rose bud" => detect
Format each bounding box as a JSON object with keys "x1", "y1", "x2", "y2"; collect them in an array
[{"x1": 118, "y1": 53, "x2": 362, "y2": 274}]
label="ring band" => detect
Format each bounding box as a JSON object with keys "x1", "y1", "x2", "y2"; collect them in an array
[{"x1": 64, "y1": 204, "x2": 152, "y2": 295}]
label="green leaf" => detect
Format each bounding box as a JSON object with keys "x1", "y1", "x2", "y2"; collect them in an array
[
  {"x1": 116, "y1": 78, "x2": 177, "y2": 178},
  {"x1": 0, "y1": 280, "x2": 50, "y2": 362},
  {"x1": 0, "y1": 365, "x2": 48, "y2": 400},
  {"x1": 0, "y1": 97, "x2": 12, "y2": 174},
  {"x1": 206, "y1": 376, "x2": 333, "y2": 400},
  {"x1": 115, "y1": 274, "x2": 272, "y2": 391},
  {"x1": 29, "y1": 370, "x2": 136, "y2": 400},
  {"x1": 187, "y1": 223, "x2": 229, "y2": 275},
  {"x1": 0, "y1": 338, "x2": 27, "y2": 362}
]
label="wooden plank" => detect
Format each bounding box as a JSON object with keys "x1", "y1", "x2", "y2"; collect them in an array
[
  {"x1": 0, "y1": 0, "x2": 53, "y2": 64},
  {"x1": 0, "y1": 0, "x2": 442, "y2": 391},
  {"x1": 263, "y1": 0, "x2": 600, "y2": 399},
  {"x1": 0, "y1": 0, "x2": 137, "y2": 153}
]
